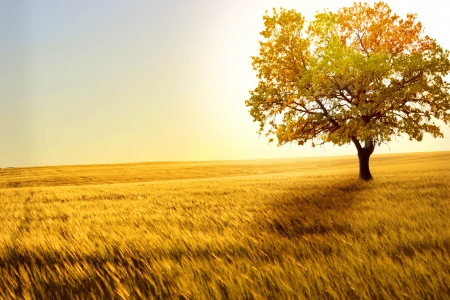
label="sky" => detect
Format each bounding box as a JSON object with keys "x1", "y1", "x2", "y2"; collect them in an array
[{"x1": 1, "y1": 0, "x2": 449, "y2": 167}]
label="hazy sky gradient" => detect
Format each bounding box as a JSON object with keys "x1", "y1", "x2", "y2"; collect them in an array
[{"x1": 1, "y1": 0, "x2": 449, "y2": 167}]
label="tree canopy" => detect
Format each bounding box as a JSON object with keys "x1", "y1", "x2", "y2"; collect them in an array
[{"x1": 246, "y1": 2, "x2": 450, "y2": 180}]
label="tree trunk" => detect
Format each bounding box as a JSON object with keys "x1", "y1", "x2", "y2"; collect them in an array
[
  {"x1": 352, "y1": 137, "x2": 375, "y2": 181},
  {"x1": 358, "y1": 150, "x2": 373, "y2": 181}
]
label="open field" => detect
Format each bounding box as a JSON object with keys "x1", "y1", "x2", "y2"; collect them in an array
[{"x1": 0, "y1": 151, "x2": 449, "y2": 299}]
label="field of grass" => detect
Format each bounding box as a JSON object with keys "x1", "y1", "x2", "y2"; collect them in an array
[{"x1": 0, "y1": 151, "x2": 449, "y2": 299}]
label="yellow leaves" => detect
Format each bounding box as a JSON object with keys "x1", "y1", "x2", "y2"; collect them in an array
[
  {"x1": 247, "y1": 2, "x2": 450, "y2": 148},
  {"x1": 252, "y1": 8, "x2": 310, "y2": 91},
  {"x1": 287, "y1": 95, "x2": 296, "y2": 104}
]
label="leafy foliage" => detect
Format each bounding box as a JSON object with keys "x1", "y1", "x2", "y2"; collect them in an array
[{"x1": 246, "y1": 2, "x2": 450, "y2": 149}]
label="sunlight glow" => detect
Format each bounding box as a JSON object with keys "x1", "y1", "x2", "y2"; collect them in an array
[{"x1": 0, "y1": 0, "x2": 449, "y2": 167}]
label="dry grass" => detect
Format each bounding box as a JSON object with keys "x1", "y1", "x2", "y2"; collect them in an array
[{"x1": 0, "y1": 151, "x2": 449, "y2": 299}]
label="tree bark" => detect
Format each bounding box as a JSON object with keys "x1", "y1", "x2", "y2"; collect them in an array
[
  {"x1": 358, "y1": 149, "x2": 373, "y2": 181},
  {"x1": 352, "y1": 137, "x2": 375, "y2": 181}
]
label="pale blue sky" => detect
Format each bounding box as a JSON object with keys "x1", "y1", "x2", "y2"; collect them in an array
[{"x1": 1, "y1": 0, "x2": 449, "y2": 167}]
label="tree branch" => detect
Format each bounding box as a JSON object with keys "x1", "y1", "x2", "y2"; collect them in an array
[
  {"x1": 351, "y1": 136, "x2": 362, "y2": 152},
  {"x1": 315, "y1": 99, "x2": 341, "y2": 130}
]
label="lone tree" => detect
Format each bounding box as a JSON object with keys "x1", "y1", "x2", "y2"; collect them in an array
[{"x1": 246, "y1": 2, "x2": 450, "y2": 180}]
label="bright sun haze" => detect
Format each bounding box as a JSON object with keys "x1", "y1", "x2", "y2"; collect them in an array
[{"x1": 1, "y1": 0, "x2": 449, "y2": 167}]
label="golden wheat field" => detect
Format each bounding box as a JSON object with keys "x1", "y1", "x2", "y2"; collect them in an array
[{"x1": 0, "y1": 151, "x2": 449, "y2": 299}]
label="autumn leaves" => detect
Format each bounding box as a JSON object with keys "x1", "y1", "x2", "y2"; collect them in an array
[{"x1": 246, "y1": 1, "x2": 450, "y2": 180}]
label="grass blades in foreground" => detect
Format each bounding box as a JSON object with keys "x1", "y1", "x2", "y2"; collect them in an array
[{"x1": 0, "y1": 152, "x2": 449, "y2": 299}]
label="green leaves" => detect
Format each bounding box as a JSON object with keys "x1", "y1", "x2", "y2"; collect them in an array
[{"x1": 246, "y1": 2, "x2": 450, "y2": 149}]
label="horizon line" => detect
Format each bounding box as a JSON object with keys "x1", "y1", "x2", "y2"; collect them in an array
[{"x1": 2, "y1": 150, "x2": 449, "y2": 170}]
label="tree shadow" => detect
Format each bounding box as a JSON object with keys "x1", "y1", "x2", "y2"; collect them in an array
[{"x1": 259, "y1": 179, "x2": 369, "y2": 239}]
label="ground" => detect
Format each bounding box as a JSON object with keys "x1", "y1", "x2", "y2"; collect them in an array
[{"x1": 0, "y1": 152, "x2": 449, "y2": 299}]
